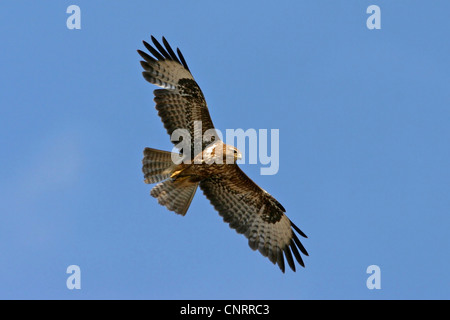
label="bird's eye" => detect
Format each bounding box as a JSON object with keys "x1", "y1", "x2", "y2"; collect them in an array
[{"x1": 234, "y1": 150, "x2": 237, "y2": 153}]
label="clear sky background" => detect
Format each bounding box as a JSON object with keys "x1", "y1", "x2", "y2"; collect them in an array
[{"x1": 0, "y1": 1, "x2": 449, "y2": 300}]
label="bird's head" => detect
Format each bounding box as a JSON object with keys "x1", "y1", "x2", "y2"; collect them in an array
[
  {"x1": 223, "y1": 144, "x2": 242, "y2": 164},
  {"x1": 204, "y1": 141, "x2": 242, "y2": 164}
]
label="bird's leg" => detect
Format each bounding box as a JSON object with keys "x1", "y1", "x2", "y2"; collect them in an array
[{"x1": 170, "y1": 164, "x2": 199, "y2": 186}]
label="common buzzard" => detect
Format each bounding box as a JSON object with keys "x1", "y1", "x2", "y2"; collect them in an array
[{"x1": 138, "y1": 36, "x2": 308, "y2": 272}]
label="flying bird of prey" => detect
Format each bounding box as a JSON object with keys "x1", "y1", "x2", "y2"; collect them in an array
[{"x1": 137, "y1": 36, "x2": 308, "y2": 272}]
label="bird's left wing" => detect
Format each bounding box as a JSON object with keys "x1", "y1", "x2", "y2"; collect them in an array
[
  {"x1": 199, "y1": 165, "x2": 308, "y2": 272},
  {"x1": 138, "y1": 36, "x2": 217, "y2": 158}
]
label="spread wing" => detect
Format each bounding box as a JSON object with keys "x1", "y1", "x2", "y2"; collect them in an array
[
  {"x1": 200, "y1": 165, "x2": 308, "y2": 273},
  {"x1": 138, "y1": 36, "x2": 218, "y2": 158}
]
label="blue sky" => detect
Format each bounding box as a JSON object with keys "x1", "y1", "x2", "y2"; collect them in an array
[{"x1": 0, "y1": 1, "x2": 449, "y2": 299}]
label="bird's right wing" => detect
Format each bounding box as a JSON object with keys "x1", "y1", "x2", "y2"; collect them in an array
[{"x1": 138, "y1": 36, "x2": 218, "y2": 158}]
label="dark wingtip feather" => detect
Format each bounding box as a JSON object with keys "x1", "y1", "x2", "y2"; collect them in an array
[
  {"x1": 162, "y1": 36, "x2": 182, "y2": 65},
  {"x1": 277, "y1": 249, "x2": 285, "y2": 273},
  {"x1": 150, "y1": 35, "x2": 159, "y2": 48},
  {"x1": 137, "y1": 49, "x2": 156, "y2": 63},
  {"x1": 283, "y1": 246, "x2": 296, "y2": 272},
  {"x1": 177, "y1": 47, "x2": 190, "y2": 72},
  {"x1": 143, "y1": 40, "x2": 165, "y2": 61},
  {"x1": 140, "y1": 60, "x2": 151, "y2": 70},
  {"x1": 140, "y1": 36, "x2": 191, "y2": 73},
  {"x1": 290, "y1": 240, "x2": 305, "y2": 268},
  {"x1": 290, "y1": 220, "x2": 308, "y2": 238},
  {"x1": 292, "y1": 232, "x2": 309, "y2": 257},
  {"x1": 151, "y1": 36, "x2": 172, "y2": 60}
]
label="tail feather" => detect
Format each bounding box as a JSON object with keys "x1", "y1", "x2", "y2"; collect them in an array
[
  {"x1": 142, "y1": 147, "x2": 179, "y2": 184},
  {"x1": 142, "y1": 147, "x2": 198, "y2": 215},
  {"x1": 151, "y1": 179, "x2": 199, "y2": 216}
]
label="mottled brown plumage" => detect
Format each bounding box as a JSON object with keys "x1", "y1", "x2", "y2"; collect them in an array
[{"x1": 138, "y1": 36, "x2": 308, "y2": 272}]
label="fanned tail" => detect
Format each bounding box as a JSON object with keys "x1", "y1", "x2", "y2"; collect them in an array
[
  {"x1": 151, "y1": 179, "x2": 199, "y2": 216},
  {"x1": 142, "y1": 147, "x2": 198, "y2": 216},
  {"x1": 142, "y1": 147, "x2": 177, "y2": 184}
]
